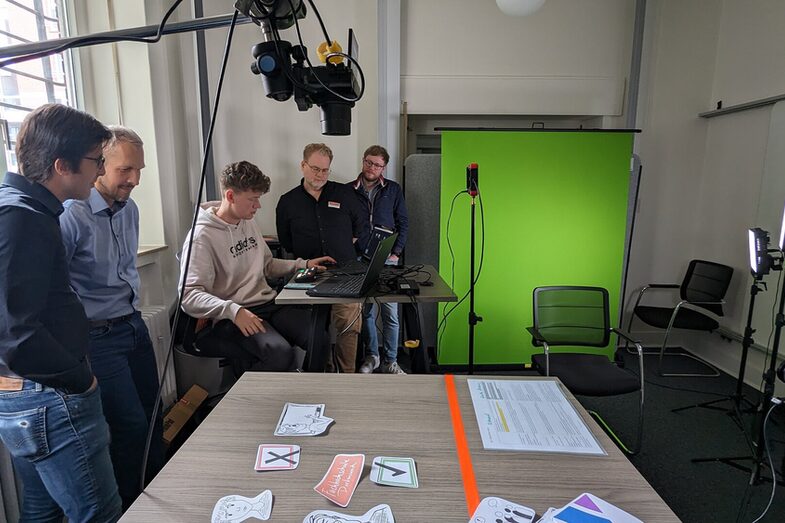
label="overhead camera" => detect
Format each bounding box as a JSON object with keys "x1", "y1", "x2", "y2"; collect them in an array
[{"x1": 237, "y1": 0, "x2": 363, "y2": 136}]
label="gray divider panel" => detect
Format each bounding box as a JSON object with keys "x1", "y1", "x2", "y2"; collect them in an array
[{"x1": 403, "y1": 154, "x2": 441, "y2": 359}]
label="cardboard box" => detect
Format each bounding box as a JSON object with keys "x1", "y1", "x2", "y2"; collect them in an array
[{"x1": 163, "y1": 384, "x2": 208, "y2": 445}]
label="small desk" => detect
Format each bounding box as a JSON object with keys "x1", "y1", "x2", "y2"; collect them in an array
[
  {"x1": 275, "y1": 265, "x2": 456, "y2": 372},
  {"x1": 121, "y1": 374, "x2": 679, "y2": 522}
]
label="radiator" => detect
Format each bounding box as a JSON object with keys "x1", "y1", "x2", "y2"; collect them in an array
[{"x1": 141, "y1": 306, "x2": 177, "y2": 409}]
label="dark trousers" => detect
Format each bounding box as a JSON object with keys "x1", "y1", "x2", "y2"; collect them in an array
[
  {"x1": 194, "y1": 303, "x2": 310, "y2": 371},
  {"x1": 88, "y1": 311, "x2": 165, "y2": 511}
]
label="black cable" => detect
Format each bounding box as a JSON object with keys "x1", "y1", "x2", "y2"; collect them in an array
[
  {"x1": 437, "y1": 184, "x2": 483, "y2": 357},
  {"x1": 473, "y1": 185, "x2": 485, "y2": 285},
  {"x1": 269, "y1": 23, "x2": 314, "y2": 94},
  {"x1": 437, "y1": 288, "x2": 472, "y2": 354},
  {"x1": 0, "y1": 0, "x2": 185, "y2": 69},
  {"x1": 286, "y1": 0, "x2": 366, "y2": 103},
  {"x1": 437, "y1": 190, "x2": 468, "y2": 360},
  {"x1": 139, "y1": 9, "x2": 240, "y2": 492},
  {"x1": 751, "y1": 401, "x2": 782, "y2": 523},
  {"x1": 759, "y1": 270, "x2": 783, "y2": 394},
  {"x1": 305, "y1": 0, "x2": 331, "y2": 44},
  {"x1": 408, "y1": 294, "x2": 423, "y2": 349}
]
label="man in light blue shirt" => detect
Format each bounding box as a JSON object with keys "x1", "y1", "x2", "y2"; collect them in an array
[{"x1": 60, "y1": 126, "x2": 164, "y2": 511}]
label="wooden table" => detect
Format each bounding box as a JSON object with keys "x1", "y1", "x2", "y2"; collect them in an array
[
  {"x1": 122, "y1": 374, "x2": 679, "y2": 522},
  {"x1": 275, "y1": 265, "x2": 456, "y2": 372}
]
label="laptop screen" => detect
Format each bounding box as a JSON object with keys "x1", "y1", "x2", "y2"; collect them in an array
[
  {"x1": 359, "y1": 232, "x2": 398, "y2": 294},
  {"x1": 363, "y1": 226, "x2": 395, "y2": 261}
]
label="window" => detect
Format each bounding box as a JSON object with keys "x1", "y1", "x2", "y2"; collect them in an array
[{"x1": 0, "y1": 0, "x2": 76, "y2": 171}]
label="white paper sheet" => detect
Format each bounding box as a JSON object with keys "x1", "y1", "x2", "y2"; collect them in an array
[
  {"x1": 467, "y1": 379, "x2": 606, "y2": 455},
  {"x1": 274, "y1": 403, "x2": 334, "y2": 436}
]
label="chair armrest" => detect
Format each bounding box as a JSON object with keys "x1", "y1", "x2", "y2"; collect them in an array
[
  {"x1": 526, "y1": 326, "x2": 550, "y2": 375},
  {"x1": 632, "y1": 284, "x2": 680, "y2": 311},
  {"x1": 611, "y1": 327, "x2": 640, "y2": 346},
  {"x1": 683, "y1": 299, "x2": 726, "y2": 306},
  {"x1": 678, "y1": 299, "x2": 726, "y2": 318},
  {"x1": 526, "y1": 326, "x2": 546, "y2": 343}
]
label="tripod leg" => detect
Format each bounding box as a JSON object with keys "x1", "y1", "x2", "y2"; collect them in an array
[{"x1": 671, "y1": 396, "x2": 730, "y2": 413}]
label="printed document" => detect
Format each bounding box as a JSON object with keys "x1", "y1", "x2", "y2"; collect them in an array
[{"x1": 467, "y1": 379, "x2": 606, "y2": 455}]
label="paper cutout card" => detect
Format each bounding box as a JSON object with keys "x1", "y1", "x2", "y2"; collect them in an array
[
  {"x1": 211, "y1": 490, "x2": 273, "y2": 522},
  {"x1": 255, "y1": 444, "x2": 301, "y2": 471},
  {"x1": 274, "y1": 403, "x2": 334, "y2": 436},
  {"x1": 470, "y1": 496, "x2": 535, "y2": 523},
  {"x1": 370, "y1": 457, "x2": 419, "y2": 488},
  {"x1": 543, "y1": 493, "x2": 643, "y2": 523},
  {"x1": 302, "y1": 503, "x2": 395, "y2": 523},
  {"x1": 314, "y1": 453, "x2": 365, "y2": 507}
]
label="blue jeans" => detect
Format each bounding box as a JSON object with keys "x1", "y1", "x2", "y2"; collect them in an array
[
  {"x1": 88, "y1": 311, "x2": 165, "y2": 510},
  {"x1": 0, "y1": 380, "x2": 122, "y2": 522},
  {"x1": 363, "y1": 302, "x2": 400, "y2": 362}
]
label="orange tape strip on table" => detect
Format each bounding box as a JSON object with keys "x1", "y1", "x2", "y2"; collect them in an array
[{"x1": 444, "y1": 373, "x2": 480, "y2": 516}]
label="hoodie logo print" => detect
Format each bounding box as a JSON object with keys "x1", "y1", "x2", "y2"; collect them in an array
[{"x1": 229, "y1": 236, "x2": 258, "y2": 258}]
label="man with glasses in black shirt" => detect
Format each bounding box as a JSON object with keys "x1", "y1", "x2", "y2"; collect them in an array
[
  {"x1": 0, "y1": 104, "x2": 122, "y2": 521},
  {"x1": 276, "y1": 143, "x2": 368, "y2": 372}
]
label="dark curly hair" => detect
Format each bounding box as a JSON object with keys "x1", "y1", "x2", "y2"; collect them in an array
[{"x1": 219, "y1": 161, "x2": 271, "y2": 194}]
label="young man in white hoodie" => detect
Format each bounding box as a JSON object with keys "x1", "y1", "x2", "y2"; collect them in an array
[{"x1": 180, "y1": 161, "x2": 333, "y2": 371}]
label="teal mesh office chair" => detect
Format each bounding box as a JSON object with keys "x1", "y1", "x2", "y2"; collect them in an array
[{"x1": 528, "y1": 286, "x2": 644, "y2": 454}]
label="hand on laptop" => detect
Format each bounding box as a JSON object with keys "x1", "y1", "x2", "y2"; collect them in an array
[
  {"x1": 235, "y1": 308, "x2": 267, "y2": 336},
  {"x1": 307, "y1": 256, "x2": 336, "y2": 271}
]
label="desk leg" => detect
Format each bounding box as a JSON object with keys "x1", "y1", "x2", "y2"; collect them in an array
[
  {"x1": 305, "y1": 304, "x2": 331, "y2": 372},
  {"x1": 402, "y1": 302, "x2": 429, "y2": 374}
]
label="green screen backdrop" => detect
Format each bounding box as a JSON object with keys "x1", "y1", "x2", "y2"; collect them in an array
[{"x1": 438, "y1": 131, "x2": 634, "y2": 365}]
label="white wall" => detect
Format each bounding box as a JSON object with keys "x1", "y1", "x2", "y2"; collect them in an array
[
  {"x1": 195, "y1": 1, "x2": 378, "y2": 234},
  {"x1": 631, "y1": 0, "x2": 785, "y2": 391},
  {"x1": 70, "y1": 0, "x2": 165, "y2": 247},
  {"x1": 400, "y1": 0, "x2": 634, "y2": 116}
]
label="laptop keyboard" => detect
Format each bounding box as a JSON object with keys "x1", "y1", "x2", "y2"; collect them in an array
[
  {"x1": 327, "y1": 260, "x2": 367, "y2": 275},
  {"x1": 311, "y1": 275, "x2": 365, "y2": 296}
]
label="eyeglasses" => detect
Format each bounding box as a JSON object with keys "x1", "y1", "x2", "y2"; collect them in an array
[
  {"x1": 83, "y1": 154, "x2": 106, "y2": 169},
  {"x1": 363, "y1": 158, "x2": 386, "y2": 170},
  {"x1": 304, "y1": 162, "x2": 331, "y2": 175}
]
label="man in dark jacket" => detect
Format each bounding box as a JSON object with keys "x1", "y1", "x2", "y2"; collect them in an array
[
  {"x1": 351, "y1": 145, "x2": 409, "y2": 374},
  {"x1": 0, "y1": 104, "x2": 122, "y2": 521}
]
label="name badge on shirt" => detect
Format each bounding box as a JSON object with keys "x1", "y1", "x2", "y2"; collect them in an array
[{"x1": 328, "y1": 201, "x2": 341, "y2": 209}]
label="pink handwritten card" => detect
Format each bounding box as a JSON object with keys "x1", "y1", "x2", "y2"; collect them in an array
[{"x1": 313, "y1": 454, "x2": 365, "y2": 507}]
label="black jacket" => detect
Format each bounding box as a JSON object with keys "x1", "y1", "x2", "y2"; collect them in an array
[
  {"x1": 0, "y1": 172, "x2": 92, "y2": 393},
  {"x1": 350, "y1": 174, "x2": 408, "y2": 256},
  {"x1": 276, "y1": 180, "x2": 368, "y2": 263}
]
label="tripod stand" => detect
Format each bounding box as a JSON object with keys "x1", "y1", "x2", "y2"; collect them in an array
[
  {"x1": 466, "y1": 163, "x2": 482, "y2": 375},
  {"x1": 692, "y1": 276, "x2": 785, "y2": 487},
  {"x1": 672, "y1": 281, "x2": 761, "y2": 425}
]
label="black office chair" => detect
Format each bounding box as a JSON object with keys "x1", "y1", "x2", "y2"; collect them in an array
[
  {"x1": 528, "y1": 286, "x2": 644, "y2": 455},
  {"x1": 171, "y1": 310, "x2": 248, "y2": 400},
  {"x1": 626, "y1": 259, "x2": 734, "y2": 377}
]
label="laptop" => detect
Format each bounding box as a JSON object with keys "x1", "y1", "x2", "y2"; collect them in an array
[
  {"x1": 307, "y1": 233, "x2": 398, "y2": 298},
  {"x1": 327, "y1": 225, "x2": 395, "y2": 275}
]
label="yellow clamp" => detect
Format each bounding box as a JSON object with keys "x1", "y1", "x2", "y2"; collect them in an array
[{"x1": 317, "y1": 40, "x2": 343, "y2": 65}]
